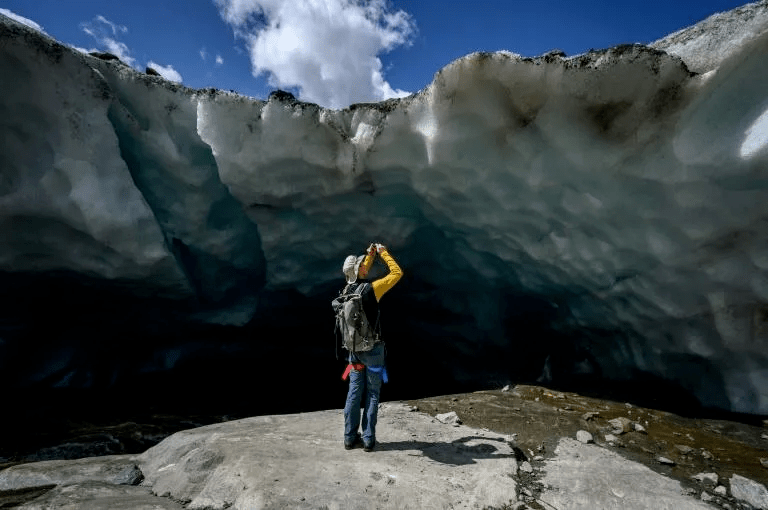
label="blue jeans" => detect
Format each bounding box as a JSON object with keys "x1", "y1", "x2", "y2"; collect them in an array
[{"x1": 344, "y1": 342, "x2": 385, "y2": 446}]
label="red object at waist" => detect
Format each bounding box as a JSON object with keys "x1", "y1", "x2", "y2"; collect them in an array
[{"x1": 342, "y1": 363, "x2": 366, "y2": 380}]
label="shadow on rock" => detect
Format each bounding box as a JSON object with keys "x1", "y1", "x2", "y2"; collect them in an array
[{"x1": 377, "y1": 435, "x2": 519, "y2": 466}]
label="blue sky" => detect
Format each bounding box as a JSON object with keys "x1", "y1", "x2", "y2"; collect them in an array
[{"x1": 0, "y1": 0, "x2": 750, "y2": 109}]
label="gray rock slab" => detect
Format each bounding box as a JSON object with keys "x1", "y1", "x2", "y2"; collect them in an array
[
  {"x1": 730, "y1": 474, "x2": 768, "y2": 510},
  {"x1": 15, "y1": 481, "x2": 185, "y2": 510},
  {"x1": 137, "y1": 402, "x2": 518, "y2": 509},
  {"x1": 538, "y1": 438, "x2": 713, "y2": 510},
  {"x1": 0, "y1": 455, "x2": 143, "y2": 490}
]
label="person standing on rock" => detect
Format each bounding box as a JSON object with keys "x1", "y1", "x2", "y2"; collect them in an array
[{"x1": 334, "y1": 243, "x2": 403, "y2": 452}]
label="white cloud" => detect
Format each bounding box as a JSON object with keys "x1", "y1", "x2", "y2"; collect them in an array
[
  {"x1": 216, "y1": 54, "x2": 224, "y2": 65},
  {"x1": 200, "y1": 47, "x2": 208, "y2": 60},
  {"x1": 95, "y1": 15, "x2": 127, "y2": 35},
  {"x1": 147, "y1": 61, "x2": 184, "y2": 83},
  {"x1": 0, "y1": 8, "x2": 46, "y2": 33},
  {"x1": 80, "y1": 15, "x2": 136, "y2": 66},
  {"x1": 214, "y1": 0, "x2": 415, "y2": 109}
]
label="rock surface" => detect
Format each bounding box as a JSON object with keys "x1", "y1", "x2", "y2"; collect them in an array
[
  {"x1": 4, "y1": 390, "x2": 768, "y2": 509},
  {"x1": 539, "y1": 438, "x2": 712, "y2": 510},
  {"x1": 730, "y1": 473, "x2": 768, "y2": 509},
  {"x1": 138, "y1": 403, "x2": 519, "y2": 509}
]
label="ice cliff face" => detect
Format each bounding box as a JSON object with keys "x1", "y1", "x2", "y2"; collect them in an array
[{"x1": 1, "y1": 3, "x2": 768, "y2": 415}]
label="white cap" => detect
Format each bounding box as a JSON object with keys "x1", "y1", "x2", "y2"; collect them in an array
[{"x1": 342, "y1": 254, "x2": 365, "y2": 284}]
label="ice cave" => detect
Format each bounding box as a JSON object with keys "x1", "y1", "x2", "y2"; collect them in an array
[{"x1": 1, "y1": 3, "x2": 767, "y2": 424}]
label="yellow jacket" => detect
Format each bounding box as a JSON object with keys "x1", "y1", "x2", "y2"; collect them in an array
[{"x1": 360, "y1": 249, "x2": 403, "y2": 301}]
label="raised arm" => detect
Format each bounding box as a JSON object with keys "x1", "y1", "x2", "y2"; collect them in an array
[{"x1": 371, "y1": 246, "x2": 403, "y2": 302}]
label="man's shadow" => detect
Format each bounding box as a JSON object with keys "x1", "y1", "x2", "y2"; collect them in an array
[{"x1": 375, "y1": 436, "x2": 526, "y2": 466}]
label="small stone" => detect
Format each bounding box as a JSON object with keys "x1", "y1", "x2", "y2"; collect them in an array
[
  {"x1": 519, "y1": 461, "x2": 534, "y2": 474},
  {"x1": 657, "y1": 456, "x2": 676, "y2": 466},
  {"x1": 451, "y1": 397, "x2": 458, "y2": 402},
  {"x1": 675, "y1": 444, "x2": 694, "y2": 455},
  {"x1": 714, "y1": 485, "x2": 727, "y2": 497},
  {"x1": 435, "y1": 411, "x2": 461, "y2": 425},
  {"x1": 762, "y1": 433, "x2": 768, "y2": 440},
  {"x1": 533, "y1": 455, "x2": 544, "y2": 461},
  {"x1": 502, "y1": 384, "x2": 510, "y2": 392},
  {"x1": 605, "y1": 433, "x2": 618, "y2": 443},
  {"x1": 700, "y1": 491, "x2": 714, "y2": 502},
  {"x1": 522, "y1": 487, "x2": 533, "y2": 497},
  {"x1": 685, "y1": 433, "x2": 695, "y2": 442},
  {"x1": 582, "y1": 411, "x2": 600, "y2": 421},
  {"x1": 409, "y1": 406, "x2": 419, "y2": 412},
  {"x1": 608, "y1": 417, "x2": 633, "y2": 434},
  {"x1": 760, "y1": 457, "x2": 768, "y2": 468},
  {"x1": 700, "y1": 449, "x2": 714, "y2": 460},
  {"x1": 535, "y1": 397, "x2": 539, "y2": 402},
  {"x1": 576, "y1": 430, "x2": 594, "y2": 444},
  {"x1": 692, "y1": 472, "x2": 719, "y2": 486},
  {"x1": 633, "y1": 422, "x2": 647, "y2": 434},
  {"x1": 763, "y1": 419, "x2": 768, "y2": 427}
]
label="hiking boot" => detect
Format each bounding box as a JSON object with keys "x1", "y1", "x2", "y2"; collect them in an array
[
  {"x1": 363, "y1": 440, "x2": 375, "y2": 452},
  {"x1": 344, "y1": 434, "x2": 362, "y2": 450}
]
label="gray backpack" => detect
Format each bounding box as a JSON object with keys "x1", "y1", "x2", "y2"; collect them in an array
[{"x1": 332, "y1": 283, "x2": 380, "y2": 353}]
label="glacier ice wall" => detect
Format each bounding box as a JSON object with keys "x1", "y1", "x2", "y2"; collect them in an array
[{"x1": 1, "y1": 6, "x2": 768, "y2": 414}]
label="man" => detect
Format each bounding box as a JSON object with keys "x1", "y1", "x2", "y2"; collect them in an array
[{"x1": 339, "y1": 243, "x2": 402, "y2": 452}]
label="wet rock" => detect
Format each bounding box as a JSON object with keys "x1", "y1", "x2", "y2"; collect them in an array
[
  {"x1": 604, "y1": 434, "x2": 618, "y2": 443},
  {"x1": 729, "y1": 474, "x2": 768, "y2": 510},
  {"x1": 701, "y1": 491, "x2": 714, "y2": 502},
  {"x1": 675, "y1": 445, "x2": 694, "y2": 455},
  {"x1": 714, "y1": 485, "x2": 728, "y2": 496},
  {"x1": 0, "y1": 456, "x2": 142, "y2": 491},
  {"x1": 576, "y1": 431, "x2": 594, "y2": 444},
  {"x1": 760, "y1": 457, "x2": 768, "y2": 468},
  {"x1": 633, "y1": 422, "x2": 647, "y2": 434},
  {"x1": 582, "y1": 412, "x2": 599, "y2": 421},
  {"x1": 435, "y1": 411, "x2": 461, "y2": 426},
  {"x1": 11, "y1": 481, "x2": 185, "y2": 509},
  {"x1": 657, "y1": 456, "x2": 676, "y2": 466},
  {"x1": 701, "y1": 449, "x2": 714, "y2": 460}
]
